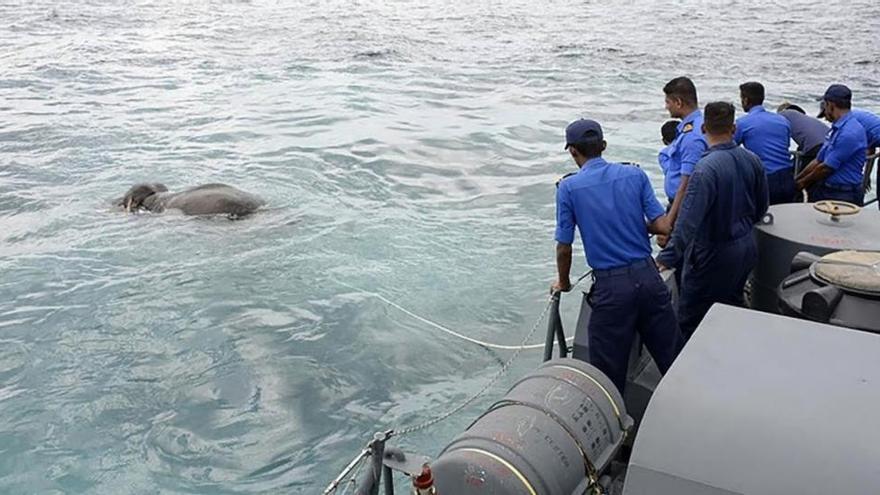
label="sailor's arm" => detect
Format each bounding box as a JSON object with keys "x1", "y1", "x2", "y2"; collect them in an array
[
  {"x1": 666, "y1": 175, "x2": 690, "y2": 227},
  {"x1": 656, "y1": 169, "x2": 713, "y2": 270},
  {"x1": 641, "y1": 171, "x2": 672, "y2": 235},
  {"x1": 665, "y1": 135, "x2": 705, "y2": 238},
  {"x1": 647, "y1": 215, "x2": 673, "y2": 236},
  {"x1": 552, "y1": 182, "x2": 575, "y2": 293},
  {"x1": 553, "y1": 243, "x2": 573, "y2": 293},
  {"x1": 795, "y1": 158, "x2": 821, "y2": 186}
]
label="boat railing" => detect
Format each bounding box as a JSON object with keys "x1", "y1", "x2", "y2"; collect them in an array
[{"x1": 543, "y1": 291, "x2": 569, "y2": 362}]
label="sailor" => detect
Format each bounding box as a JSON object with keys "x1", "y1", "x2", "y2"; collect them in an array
[
  {"x1": 658, "y1": 119, "x2": 680, "y2": 192},
  {"x1": 656, "y1": 102, "x2": 769, "y2": 340},
  {"x1": 820, "y1": 101, "x2": 880, "y2": 205},
  {"x1": 658, "y1": 77, "x2": 707, "y2": 293},
  {"x1": 660, "y1": 77, "x2": 708, "y2": 227},
  {"x1": 735, "y1": 82, "x2": 794, "y2": 204},
  {"x1": 552, "y1": 118, "x2": 682, "y2": 393},
  {"x1": 777, "y1": 102, "x2": 829, "y2": 176},
  {"x1": 796, "y1": 85, "x2": 867, "y2": 206}
]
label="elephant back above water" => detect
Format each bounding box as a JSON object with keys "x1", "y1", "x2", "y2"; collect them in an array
[{"x1": 117, "y1": 183, "x2": 265, "y2": 217}]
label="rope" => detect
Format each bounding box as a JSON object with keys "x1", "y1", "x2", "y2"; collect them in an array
[
  {"x1": 393, "y1": 271, "x2": 591, "y2": 438},
  {"x1": 335, "y1": 280, "x2": 583, "y2": 351},
  {"x1": 393, "y1": 292, "x2": 557, "y2": 437},
  {"x1": 324, "y1": 271, "x2": 592, "y2": 492}
]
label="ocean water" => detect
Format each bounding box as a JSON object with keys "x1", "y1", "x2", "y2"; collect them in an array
[{"x1": 1, "y1": 0, "x2": 878, "y2": 493}]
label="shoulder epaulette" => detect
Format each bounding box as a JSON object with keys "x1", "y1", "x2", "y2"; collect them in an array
[{"x1": 555, "y1": 172, "x2": 576, "y2": 188}]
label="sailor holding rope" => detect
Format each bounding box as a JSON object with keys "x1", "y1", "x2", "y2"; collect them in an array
[{"x1": 552, "y1": 118, "x2": 683, "y2": 393}]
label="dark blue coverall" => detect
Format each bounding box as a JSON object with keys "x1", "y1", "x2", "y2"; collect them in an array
[{"x1": 657, "y1": 142, "x2": 770, "y2": 339}]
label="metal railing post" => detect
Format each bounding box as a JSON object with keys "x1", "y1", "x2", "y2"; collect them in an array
[{"x1": 544, "y1": 293, "x2": 562, "y2": 362}]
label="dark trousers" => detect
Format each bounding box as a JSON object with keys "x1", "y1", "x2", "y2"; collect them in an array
[
  {"x1": 587, "y1": 259, "x2": 683, "y2": 393},
  {"x1": 665, "y1": 201, "x2": 682, "y2": 290},
  {"x1": 809, "y1": 182, "x2": 864, "y2": 206},
  {"x1": 767, "y1": 168, "x2": 796, "y2": 205},
  {"x1": 797, "y1": 145, "x2": 821, "y2": 175},
  {"x1": 679, "y1": 235, "x2": 757, "y2": 340}
]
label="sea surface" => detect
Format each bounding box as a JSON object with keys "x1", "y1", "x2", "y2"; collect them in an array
[{"x1": 1, "y1": 0, "x2": 879, "y2": 493}]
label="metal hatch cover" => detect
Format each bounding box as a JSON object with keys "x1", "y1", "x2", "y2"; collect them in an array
[
  {"x1": 623, "y1": 304, "x2": 880, "y2": 495},
  {"x1": 756, "y1": 203, "x2": 880, "y2": 251},
  {"x1": 812, "y1": 250, "x2": 880, "y2": 295}
]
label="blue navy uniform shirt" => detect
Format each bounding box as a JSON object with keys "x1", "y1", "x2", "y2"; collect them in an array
[
  {"x1": 780, "y1": 109, "x2": 828, "y2": 152},
  {"x1": 555, "y1": 158, "x2": 665, "y2": 270},
  {"x1": 851, "y1": 109, "x2": 880, "y2": 148},
  {"x1": 663, "y1": 110, "x2": 708, "y2": 201},
  {"x1": 734, "y1": 105, "x2": 792, "y2": 174},
  {"x1": 657, "y1": 142, "x2": 769, "y2": 268},
  {"x1": 658, "y1": 142, "x2": 675, "y2": 179},
  {"x1": 817, "y1": 112, "x2": 867, "y2": 186}
]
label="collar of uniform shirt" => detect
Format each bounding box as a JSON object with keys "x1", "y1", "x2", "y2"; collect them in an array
[
  {"x1": 832, "y1": 111, "x2": 855, "y2": 130},
  {"x1": 579, "y1": 156, "x2": 608, "y2": 171},
  {"x1": 748, "y1": 105, "x2": 766, "y2": 114},
  {"x1": 708, "y1": 141, "x2": 738, "y2": 152}
]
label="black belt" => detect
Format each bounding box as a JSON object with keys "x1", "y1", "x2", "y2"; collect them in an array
[
  {"x1": 822, "y1": 182, "x2": 861, "y2": 192},
  {"x1": 592, "y1": 257, "x2": 654, "y2": 278}
]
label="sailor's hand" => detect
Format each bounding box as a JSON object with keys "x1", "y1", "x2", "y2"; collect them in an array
[
  {"x1": 656, "y1": 234, "x2": 669, "y2": 248},
  {"x1": 654, "y1": 258, "x2": 670, "y2": 272},
  {"x1": 551, "y1": 280, "x2": 572, "y2": 294}
]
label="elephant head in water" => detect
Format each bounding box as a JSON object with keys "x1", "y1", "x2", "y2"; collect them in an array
[{"x1": 116, "y1": 183, "x2": 265, "y2": 217}]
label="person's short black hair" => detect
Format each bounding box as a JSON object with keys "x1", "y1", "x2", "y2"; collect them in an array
[
  {"x1": 663, "y1": 77, "x2": 698, "y2": 106},
  {"x1": 569, "y1": 140, "x2": 604, "y2": 159},
  {"x1": 661, "y1": 120, "x2": 679, "y2": 144},
  {"x1": 703, "y1": 101, "x2": 736, "y2": 135},
  {"x1": 739, "y1": 81, "x2": 765, "y2": 106},
  {"x1": 828, "y1": 98, "x2": 852, "y2": 111},
  {"x1": 785, "y1": 104, "x2": 806, "y2": 114}
]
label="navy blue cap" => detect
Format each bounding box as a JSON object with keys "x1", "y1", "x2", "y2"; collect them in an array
[
  {"x1": 817, "y1": 84, "x2": 852, "y2": 117},
  {"x1": 565, "y1": 119, "x2": 604, "y2": 150}
]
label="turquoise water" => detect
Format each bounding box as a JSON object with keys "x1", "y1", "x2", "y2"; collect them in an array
[{"x1": 1, "y1": 1, "x2": 879, "y2": 492}]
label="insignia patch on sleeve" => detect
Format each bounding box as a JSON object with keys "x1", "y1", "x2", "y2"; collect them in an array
[
  {"x1": 682, "y1": 123, "x2": 694, "y2": 133},
  {"x1": 555, "y1": 172, "x2": 576, "y2": 188}
]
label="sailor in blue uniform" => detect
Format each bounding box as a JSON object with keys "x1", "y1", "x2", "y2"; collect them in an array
[
  {"x1": 735, "y1": 82, "x2": 794, "y2": 204},
  {"x1": 661, "y1": 77, "x2": 708, "y2": 224},
  {"x1": 851, "y1": 109, "x2": 880, "y2": 208},
  {"x1": 656, "y1": 102, "x2": 769, "y2": 340},
  {"x1": 552, "y1": 118, "x2": 682, "y2": 393},
  {"x1": 821, "y1": 102, "x2": 880, "y2": 206},
  {"x1": 658, "y1": 120, "x2": 679, "y2": 191},
  {"x1": 658, "y1": 77, "x2": 707, "y2": 292},
  {"x1": 797, "y1": 85, "x2": 867, "y2": 206}
]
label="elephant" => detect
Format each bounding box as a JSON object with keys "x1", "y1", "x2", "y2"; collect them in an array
[{"x1": 116, "y1": 183, "x2": 265, "y2": 217}]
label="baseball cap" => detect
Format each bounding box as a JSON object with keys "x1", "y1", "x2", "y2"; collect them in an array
[
  {"x1": 565, "y1": 119, "x2": 603, "y2": 150},
  {"x1": 817, "y1": 84, "x2": 852, "y2": 117}
]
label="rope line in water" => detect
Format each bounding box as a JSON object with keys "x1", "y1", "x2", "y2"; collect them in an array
[
  {"x1": 324, "y1": 272, "x2": 592, "y2": 493},
  {"x1": 378, "y1": 271, "x2": 592, "y2": 438},
  {"x1": 335, "y1": 272, "x2": 591, "y2": 352},
  {"x1": 393, "y1": 289, "x2": 560, "y2": 438},
  {"x1": 336, "y1": 279, "x2": 572, "y2": 350}
]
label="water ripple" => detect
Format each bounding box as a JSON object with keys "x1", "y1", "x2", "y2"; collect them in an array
[{"x1": 0, "y1": 0, "x2": 878, "y2": 493}]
